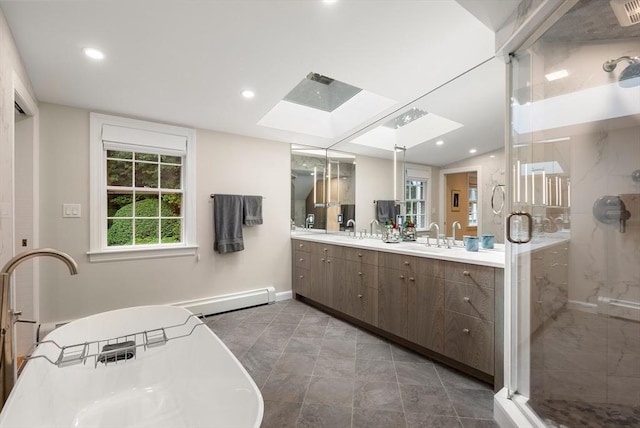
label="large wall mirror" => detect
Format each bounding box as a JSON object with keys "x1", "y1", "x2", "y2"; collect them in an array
[{"x1": 328, "y1": 57, "x2": 508, "y2": 242}]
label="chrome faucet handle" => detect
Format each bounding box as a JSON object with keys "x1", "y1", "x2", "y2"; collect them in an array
[
  {"x1": 446, "y1": 236, "x2": 453, "y2": 249},
  {"x1": 425, "y1": 236, "x2": 431, "y2": 247}
]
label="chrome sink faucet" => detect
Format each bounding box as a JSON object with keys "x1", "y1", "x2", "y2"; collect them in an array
[
  {"x1": 427, "y1": 222, "x2": 440, "y2": 247},
  {"x1": 346, "y1": 219, "x2": 356, "y2": 238},
  {"x1": 450, "y1": 221, "x2": 461, "y2": 247},
  {"x1": 369, "y1": 219, "x2": 379, "y2": 237}
]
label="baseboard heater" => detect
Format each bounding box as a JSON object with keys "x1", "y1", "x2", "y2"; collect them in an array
[
  {"x1": 175, "y1": 286, "x2": 276, "y2": 317},
  {"x1": 38, "y1": 287, "x2": 277, "y2": 339}
]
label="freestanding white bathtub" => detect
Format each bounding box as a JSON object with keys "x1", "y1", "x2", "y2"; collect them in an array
[{"x1": 0, "y1": 305, "x2": 263, "y2": 428}]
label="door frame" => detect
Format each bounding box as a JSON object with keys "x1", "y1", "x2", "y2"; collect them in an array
[
  {"x1": 12, "y1": 71, "x2": 40, "y2": 374},
  {"x1": 438, "y1": 165, "x2": 482, "y2": 238}
]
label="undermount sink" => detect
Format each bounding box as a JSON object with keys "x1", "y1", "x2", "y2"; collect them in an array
[{"x1": 402, "y1": 242, "x2": 456, "y2": 253}]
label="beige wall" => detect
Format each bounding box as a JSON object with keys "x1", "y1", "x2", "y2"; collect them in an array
[{"x1": 38, "y1": 103, "x2": 292, "y2": 323}]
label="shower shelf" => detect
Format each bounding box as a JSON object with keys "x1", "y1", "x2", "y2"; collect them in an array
[{"x1": 24, "y1": 313, "x2": 205, "y2": 369}]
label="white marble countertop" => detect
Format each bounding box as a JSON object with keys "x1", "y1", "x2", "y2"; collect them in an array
[{"x1": 291, "y1": 231, "x2": 506, "y2": 268}]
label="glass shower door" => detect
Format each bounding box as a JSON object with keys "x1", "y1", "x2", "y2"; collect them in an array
[{"x1": 507, "y1": 2, "x2": 640, "y2": 426}]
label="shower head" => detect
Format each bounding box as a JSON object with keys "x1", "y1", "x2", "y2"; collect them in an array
[{"x1": 603, "y1": 56, "x2": 640, "y2": 87}]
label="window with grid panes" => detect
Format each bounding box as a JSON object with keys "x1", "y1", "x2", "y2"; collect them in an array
[
  {"x1": 405, "y1": 179, "x2": 427, "y2": 230},
  {"x1": 89, "y1": 113, "x2": 196, "y2": 262}
]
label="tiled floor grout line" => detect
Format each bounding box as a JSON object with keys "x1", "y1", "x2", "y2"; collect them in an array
[
  {"x1": 391, "y1": 351, "x2": 410, "y2": 427},
  {"x1": 434, "y1": 364, "x2": 464, "y2": 426}
]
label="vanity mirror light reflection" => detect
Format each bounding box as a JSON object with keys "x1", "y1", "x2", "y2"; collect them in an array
[{"x1": 291, "y1": 145, "x2": 356, "y2": 234}]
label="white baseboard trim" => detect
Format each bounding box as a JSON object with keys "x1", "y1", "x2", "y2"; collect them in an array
[{"x1": 276, "y1": 290, "x2": 293, "y2": 302}]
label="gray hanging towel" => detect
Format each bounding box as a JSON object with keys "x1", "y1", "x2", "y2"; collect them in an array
[
  {"x1": 213, "y1": 194, "x2": 244, "y2": 253},
  {"x1": 243, "y1": 195, "x2": 263, "y2": 226},
  {"x1": 376, "y1": 200, "x2": 397, "y2": 223}
]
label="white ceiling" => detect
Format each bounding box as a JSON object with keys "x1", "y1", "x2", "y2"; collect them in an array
[{"x1": 1, "y1": 0, "x2": 520, "y2": 166}]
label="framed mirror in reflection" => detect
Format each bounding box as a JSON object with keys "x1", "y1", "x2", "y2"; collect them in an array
[{"x1": 291, "y1": 145, "x2": 356, "y2": 234}]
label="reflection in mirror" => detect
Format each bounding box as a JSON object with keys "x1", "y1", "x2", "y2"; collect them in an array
[
  {"x1": 329, "y1": 57, "x2": 507, "y2": 243},
  {"x1": 326, "y1": 149, "x2": 356, "y2": 233},
  {"x1": 291, "y1": 145, "x2": 356, "y2": 234},
  {"x1": 291, "y1": 145, "x2": 326, "y2": 230}
]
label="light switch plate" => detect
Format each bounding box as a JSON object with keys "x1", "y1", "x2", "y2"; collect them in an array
[{"x1": 63, "y1": 203, "x2": 81, "y2": 218}]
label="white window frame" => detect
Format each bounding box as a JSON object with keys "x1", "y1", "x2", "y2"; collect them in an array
[
  {"x1": 405, "y1": 165, "x2": 431, "y2": 231},
  {"x1": 88, "y1": 113, "x2": 197, "y2": 262}
]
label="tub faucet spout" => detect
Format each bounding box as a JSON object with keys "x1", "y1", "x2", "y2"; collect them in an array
[{"x1": 1, "y1": 248, "x2": 78, "y2": 402}]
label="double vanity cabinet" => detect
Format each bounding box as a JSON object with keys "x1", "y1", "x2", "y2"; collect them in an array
[{"x1": 292, "y1": 236, "x2": 504, "y2": 388}]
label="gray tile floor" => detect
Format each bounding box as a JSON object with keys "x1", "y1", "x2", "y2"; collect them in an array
[{"x1": 205, "y1": 299, "x2": 498, "y2": 428}]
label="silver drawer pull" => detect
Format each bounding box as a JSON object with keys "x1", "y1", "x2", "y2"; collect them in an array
[
  {"x1": 409, "y1": 277, "x2": 415, "y2": 282},
  {"x1": 463, "y1": 271, "x2": 470, "y2": 277},
  {"x1": 358, "y1": 272, "x2": 363, "y2": 276},
  {"x1": 400, "y1": 275, "x2": 405, "y2": 279},
  {"x1": 327, "y1": 259, "x2": 331, "y2": 263},
  {"x1": 299, "y1": 258, "x2": 304, "y2": 262},
  {"x1": 357, "y1": 294, "x2": 363, "y2": 298},
  {"x1": 321, "y1": 258, "x2": 325, "y2": 262},
  {"x1": 299, "y1": 275, "x2": 304, "y2": 279},
  {"x1": 462, "y1": 328, "x2": 470, "y2": 334},
  {"x1": 357, "y1": 253, "x2": 363, "y2": 257},
  {"x1": 404, "y1": 261, "x2": 410, "y2": 265},
  {"x1": 463, "y1": 297, "x2": 470, "y2": 302},
  {"x1": 323, "y1": 248, "x2": 328, "y2": 252}
]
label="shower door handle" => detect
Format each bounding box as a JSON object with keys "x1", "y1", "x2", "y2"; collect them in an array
[{"x1": 506, "y1": 211, "x2": 533, "y2": 244}]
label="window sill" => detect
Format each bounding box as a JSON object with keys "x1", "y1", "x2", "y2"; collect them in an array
[{"x1": 87, "y1": 245, "x2": 198, "y2": 263}]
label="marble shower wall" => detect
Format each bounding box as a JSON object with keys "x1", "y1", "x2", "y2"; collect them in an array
[{"x1": 533, "y1": 38, "x2": 640, "y2": 309}]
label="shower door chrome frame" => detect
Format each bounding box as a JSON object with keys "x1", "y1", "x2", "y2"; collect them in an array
[{"x1": 493, "y1": 1, "x2": 579, "y2": 427}]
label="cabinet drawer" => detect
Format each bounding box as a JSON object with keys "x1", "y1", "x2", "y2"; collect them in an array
[
  {"x1": 317, "y1": 243, "x2": 345, "y2": 258},
  {"x1": 345, "y1": 261, "x2": 378, "y2": 288},
  {"x1": 346, "y1": 282, "x2": 378, "y2": 326},
  {"x1": 344, "y1": 247, "x2": 378, "y2": 264},
  {"x1": 294, "y1": 251, "x2": 311, "y2": 270},
  {"x1": 445, "y1": 262, "x2": 495, "y2": 289},
  {"x1": 379, "y1": 252, "x2": 417, "y2": 273},
  {"x1": 445, "y1": 281, "x2": 494, "y2": 321},
  {"x1": 293, "y1": 240, "x2": 318, "y2": 253},
  {"x1": 444, "y1": 311, "x2": 494, "y2": 374},
  {"x1": 293, "y1": 266, "x2": 312, "y2": 298}
]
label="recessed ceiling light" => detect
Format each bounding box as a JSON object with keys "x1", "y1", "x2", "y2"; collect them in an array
[
  {"x1": 241, "y1": 89, "x2": 255, "y2": 99},
  {"x1": 469, "y1": 149, "x2": 477, "y2": 154},
  {"x1": 490, "y1": 155, "x2": 496, "y2": 158},
  {"x1": 436, "y1": 140, "x2": 444, "y2": 146},
  {"x1": 545, "y1": 69, "x2": 569, "y2": 81},
  {"x1": 83, "y1": 47, "x2": 104, "y2": 60},
  {"x1": 323, "y1": 0, "x2": 338, "y2": 4}
]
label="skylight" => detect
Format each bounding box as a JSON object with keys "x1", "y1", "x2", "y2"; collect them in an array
[
  {"x1": 283, "y1": 73, "x2": 361, "y2": 112},
  {"x1": 350, "y1": 110, "x2": 463, "y2": 151},
  {"x1": 257, "y1": 72, "x2": 396, "y2": 139}
]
